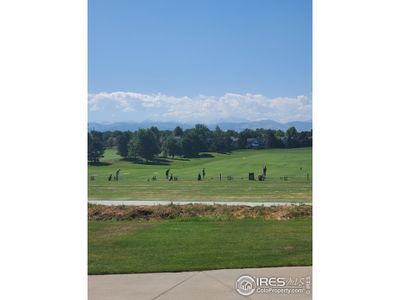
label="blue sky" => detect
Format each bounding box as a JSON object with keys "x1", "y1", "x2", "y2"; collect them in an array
[{"x1": 89, "y1": 0, "x2": 312, "y2": 123}]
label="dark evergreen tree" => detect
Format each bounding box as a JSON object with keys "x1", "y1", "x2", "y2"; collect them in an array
[
  {"x1": 116, "y1": 131, "x2": 132, "y2": 158},
  {"x1": 210, "y1": 126, "x2": 232, "y2": 153},
  {"x1": 88, "y1": 131, "x2": 105, "y2": 163},
  {"x1": 181, "y1": 130, "x2": 202, "y2": 157},
  {"x1": 173, "y1": 126, "x2": 184, "y2": 137}
]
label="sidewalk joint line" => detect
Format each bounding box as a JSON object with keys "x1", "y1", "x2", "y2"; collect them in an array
[{"x1": 151, "y1": 272, "x2": 200, "y2": 300}]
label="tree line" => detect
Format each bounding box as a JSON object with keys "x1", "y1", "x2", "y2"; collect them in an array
[{"x1": 88, "y1": 125, "x2": 312, "y2": 163}]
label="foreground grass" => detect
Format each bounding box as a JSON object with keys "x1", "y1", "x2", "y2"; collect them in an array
[
  {"x1": 88, "y1": 147, "x2": 312, "y2": 201},
  {"x1": 88, "y1": 218, "x2": 312, "y2": 274}
]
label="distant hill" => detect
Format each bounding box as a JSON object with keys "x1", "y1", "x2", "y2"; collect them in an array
[
  {"x1": 214, "y1": 120, "x2": 312, "y2": 132},
  {"x1": 88, "y1": 120, "x2": 312, "y2": 132}
]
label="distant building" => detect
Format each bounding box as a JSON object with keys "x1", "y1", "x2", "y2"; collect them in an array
[
  {"x1": 277, "y1": 136, "x2": 288, "y2": 146},
  {"x1": 229, "y1": 136, "x2": 239, "y2": 148},
  {"x1": 246, "y1": 138, "x2": 264, "y2": 149}
]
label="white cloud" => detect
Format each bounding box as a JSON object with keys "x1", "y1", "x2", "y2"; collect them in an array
[{"x1": 88, "y1": 91, "x2": 312, "y2": 123}]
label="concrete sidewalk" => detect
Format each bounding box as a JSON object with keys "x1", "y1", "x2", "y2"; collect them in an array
[
  {"x1": 88, "y1": 200, "x2": 311, "y2": 207},
  {"x1": 89, "y1": 266, "x2": 312, "y2": 300}
]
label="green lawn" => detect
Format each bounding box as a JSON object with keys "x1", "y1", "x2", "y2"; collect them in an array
[
  {"x1": 88, "y1": 147, "x2": 312, "y2": 201},
  {"x1": 88, "y1": 218, "x2": 312, "y2": 274}
]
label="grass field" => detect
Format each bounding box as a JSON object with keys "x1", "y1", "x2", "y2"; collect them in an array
[
  {"x1": 88, "y1": 147, "x2": 312, "y2": 201},
  {"x1": 88, "y1": 217, "x2": 312, "y2": 274}
]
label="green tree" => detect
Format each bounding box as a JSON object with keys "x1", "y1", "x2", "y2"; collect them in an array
[
  {"x1": 149, "y1": 126, "x2": 161, "y2": 151},
  {"x1": 238, "y1": 129, "x2": 255, "y2": 148},
  {"x1": 106, "y1": 136, "x2": 116, "y2": 148},
  {"x1": 162, "y1": 137, "x2": 183, "y2": 158},
  {"x1": 173, "y1": 126, "x2": 184, "y2": 137},
  {"x1": 102, "y1": 131, "x2": 113, "y2": 148},
  {"x1": 149, "y1": 126, "x2": 160, "y2": 140},
  {"x1": 88, "y1": 131, "x2": 105, "y2": 163},
  {"x1": 286, "y1": 126, "x2": 298, "y2": 139},
  {"x1": 264, "y1": 129, "x2": 280, "y2": 148},
  {"x1": 210, "y1": 126, "x2": 232, "y2": 153},
  {"x1": 194, "y1": 124, "x2": 210, "y2": 152},
  {"x1": 128, "y1": 129, "x2": 160, "y2": 161},
  {"x1": 181, "y1": 130, "x2": 202, "y2": 157},
  {"x1": 116, "y1": 131, "x2": 132, "y2": 158},
  {"x1": 286, "y1": 127, "x2": 299, "y2": 148},
  {"x1": 275, "y1": 129, "x2": 285, "y2": 137}
]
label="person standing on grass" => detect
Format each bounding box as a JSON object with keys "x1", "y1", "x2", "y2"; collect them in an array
[
  {"x1": 202, "y1": 168, "x2": 206, "y2": 179},
  {"x1": 115, "y1": 169, "x2": 121, "y2": 181},
  {"x1": 166, "y1": 168, "x2": 170, "y2": 179},
  {"x1": 263, "y1": 164, "x2": 267, "y2": 177},
  {"x1": 198, "y1": 173, "x2": 202, "y2": 181}
]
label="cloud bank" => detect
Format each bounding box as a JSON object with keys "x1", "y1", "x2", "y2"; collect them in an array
[{"x1": 88, "y1": 91, "x2": 312, "y2": 123}]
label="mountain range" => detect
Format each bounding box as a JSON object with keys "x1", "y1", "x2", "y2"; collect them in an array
[{"x1": 88, "y1": 120, "x2": 312, "y2": 132}]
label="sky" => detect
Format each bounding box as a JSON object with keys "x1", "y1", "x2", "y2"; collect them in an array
[{"x1": 88, "y1": 0, "x2": 312, "y2": 123}]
